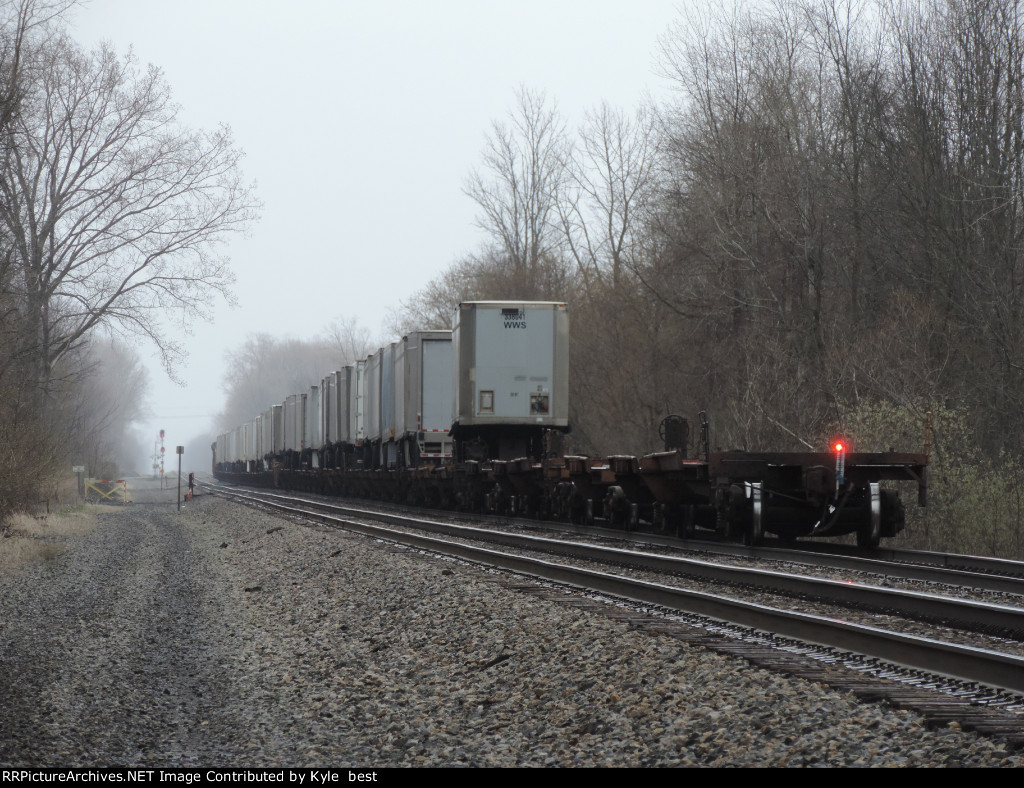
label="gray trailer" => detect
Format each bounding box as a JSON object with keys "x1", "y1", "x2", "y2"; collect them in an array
[
  {"x1": 306, "y1": 385, "x2": 321, "y2": 466},
  {"x1": 398, "y1": 329, "x2": 453, "y2": 465},
  {"x1": 380, "y1": 342, "x2": 397, "y2": 468},
  {"x1": 349, "y1": 359, "x2": 367, "y2": 454},
  {"x1": 335, "y1": 367, "x2": 352, "y2": 446},
  {"x1": 365, "y1": 350, "x2": 382, "y2": 464},
  {"x1": 320, "y1": 374, "x2": 335, "y2": 447},
  {"x1": 282, "y1": 393, "x2": 305, "y2": 459},
  {"x1": 269, "y1": 405, "x2": 284, "y2": 456},
  {"x1": 451, "y1": 301, "x2": 569, "y2": 461}
]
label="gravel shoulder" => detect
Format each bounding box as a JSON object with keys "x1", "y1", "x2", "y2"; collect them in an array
[{"x1": 0, "y1": 478, "x2": 1020, "y2": 767}]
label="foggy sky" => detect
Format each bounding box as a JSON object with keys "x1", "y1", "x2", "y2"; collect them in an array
[{"x1": 69, "y1": 0, "x2": 682, "y2": 471}]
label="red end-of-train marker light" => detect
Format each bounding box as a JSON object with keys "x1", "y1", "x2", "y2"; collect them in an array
[{"x1": 834, "y1": 440, "x2": 846, "y2": 492}]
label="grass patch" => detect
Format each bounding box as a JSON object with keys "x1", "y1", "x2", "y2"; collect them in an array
[
  {"x1": 0, "y1": 538, "x2": 66, "y2": 572},
  {"x1": 0, "y1": 504, "x2": 106, "y2": 579}
]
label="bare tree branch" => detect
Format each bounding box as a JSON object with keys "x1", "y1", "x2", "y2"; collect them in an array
[
  {"x1": 0, "y1": 31, "x2": 259, "y2": 379},
  {"x1": 463, "y1": 86, "x2": 568, "y2": 293}
]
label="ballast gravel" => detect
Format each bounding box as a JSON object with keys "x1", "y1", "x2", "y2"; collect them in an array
[{"x1": 0, "y1": 479, "x2": 1020, "y2": 767}]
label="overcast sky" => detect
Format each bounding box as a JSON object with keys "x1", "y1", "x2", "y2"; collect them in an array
[{"x1": 69, "y1": 0, "x2": 684, "y2": 471}]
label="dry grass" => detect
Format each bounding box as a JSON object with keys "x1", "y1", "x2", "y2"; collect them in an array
[{"x1": 0, "y1": 503, "x2": 106, "y2": 579}]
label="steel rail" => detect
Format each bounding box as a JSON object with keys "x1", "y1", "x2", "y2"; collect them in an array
[
  {"x1": 206, "y1": 484, "x2": 1024, "y2": 695},
  {"x1": 673, "y1": 537, "x2": 1024, "y2": 595},
  {"x1": 766, "y1": 540, "x2": 1024, "y2": 581},
  {"x1": 203, "y1": 476, "x2": 1024, "y2": 596},
  {"x1": 203, "y1": 482, "x2": 1024, "y2": 637},
  {"x1": 755, "y1": 544, "x2": 1024, "y2": 595}
]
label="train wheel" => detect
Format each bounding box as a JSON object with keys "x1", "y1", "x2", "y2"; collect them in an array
[
  {"x1": 715, "y1": 506, "x2": 730, "y2": 540},
  {"x1": 628, "y1": 503, "x2": 639, "y2": 531},
  {"x1": 716, "y1": 485, "x2": 743, "y2": 541},
  {"x1": 605, "y1": 486, "x2": 627, "y2": 528},
  {"x1": 743, "y1": 482, "x2": 765, "y2": 547},
  {"x1": 679, "y1": 505, "x2": 696, "y2": 539},
  {"x1": 857, "y1": 483, "x2": 882, "y2": 549},
  {"x1": 569, "y1": 494, "x2": 587, "y2": 524}
]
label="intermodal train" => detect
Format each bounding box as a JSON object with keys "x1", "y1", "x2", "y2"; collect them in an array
[{"x1": 213, "y1": 301, "x2": 929, "y2": 548}]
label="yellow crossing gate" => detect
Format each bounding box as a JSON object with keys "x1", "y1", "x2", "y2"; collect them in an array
[{"x1": 85, "y1": 479, "x2": 129, "y2": 504}]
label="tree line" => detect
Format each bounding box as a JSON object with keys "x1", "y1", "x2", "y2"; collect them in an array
[
  {"x1": 0, "y1": 0, "x2": 256, "y2": 521},
  {"x1": 384, "y1": 0, "x2": 1024, "y2": 556}
]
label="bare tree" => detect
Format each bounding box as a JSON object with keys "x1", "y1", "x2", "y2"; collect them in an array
[
  {"x1": 0, "y1": 1, "x2": 74, "y2": 130},
  {"x1": 388, "y1": 89, "x2": 575, "y2": 337},
  {"x1": 386, "y1": 245, "x2": 576, "y2": 340},
  {"x1": 559, "y1": 103, "x2": 659, "y2": 292},
  {"x1": 0, "y1": 1, "x2": 71, "y2": 367},
  {"x1": 0, "y1": 31, "x2": 258, "y2": 381},
  {"x1": 802, "y1": 0, "x2": 891, "y2": 328},
  {"x1": 218, "y1": 334, "x2": 344, "y2": 431},
  {"x1": 654, "y1": 0, "x2": 843, "y2": 448},
  {"x1": 326, "y1": 313, "x2": 376, "y2": 365},
  {"x1": 464, "y1": 87, "x2": 569, "y2": 295},
  {"x1": 385, "y1": 255, "x2": 484, "y2": 337},
  {"x1": 60, "y1": 336, "x2": 150, "y2": 476},
  {"x1": 0, "y1": 1, "x2": 92, "y2": 520},
  {"x1": 881, "y1": 0, "x2": 1024, "y2": 447}
]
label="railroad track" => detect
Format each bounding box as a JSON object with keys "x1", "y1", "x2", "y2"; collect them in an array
[
  {"x1": 220, "y1": 474, "x2": 1024, "y2": 596},
  {"x1": 199, "y1": 478, "x2": 1024, "y2": 743},
  {"x1": 761, "y1": 538, "x2": 1024, "y2": 578},
  {"x1": 682, "y1": 538, "x2": 1024, "y2": 594},
  {"x1": 199, "y1": 478, "x2": 1024, "y2": 612}
]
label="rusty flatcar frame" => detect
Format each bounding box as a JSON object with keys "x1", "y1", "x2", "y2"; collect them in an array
[{"x1": 214, "y1": 446, "x2": 928, "y2": 549}]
